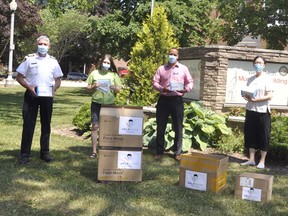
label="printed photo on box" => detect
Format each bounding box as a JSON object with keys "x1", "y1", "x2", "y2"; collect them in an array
[
  {"x1": 118, "y1": 116, "x2": 143, "y2": 136},
  {"x1": 117, "y1": 151, "x2": 142, "y2": 169},
  {"x1": 242, "y1": 187, "x2": 262, "y2": 202},
  {"x1": 185, "y1": 170, "x2": 207, "y2": 191}
]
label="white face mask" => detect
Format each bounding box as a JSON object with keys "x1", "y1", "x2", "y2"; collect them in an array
[
  {"x1": 168, "y1": 55, "x2": 177, "y2": 64},
  {"x1": 254, "y1": 63, "x2": 265, "y2": 72},
  {"x1": 38, "y1": 45, "x2": 49, "y2": 55},
  {"x1": 102, "y1": 63, "x2": 110, "y2": 70}
]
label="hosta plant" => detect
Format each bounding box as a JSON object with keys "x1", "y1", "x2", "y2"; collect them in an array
[{"x1": 143, "y1": 102, "x2": 232, "y2": 151}]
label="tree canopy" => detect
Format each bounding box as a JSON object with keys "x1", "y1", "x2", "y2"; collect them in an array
[
  {"x1": 0, "y1": 0, "x2": 41, "y2": 63},
  {"x1": 217, "y1": 0, "x2": 288, "y2": 49},
  {"x1": 0, "y1": 0, "x2": 287, "y2": 69}
]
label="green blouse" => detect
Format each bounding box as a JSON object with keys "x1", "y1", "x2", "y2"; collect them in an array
[{"x1": 87, "y1": 69, "x2": 122, "y2": 104}]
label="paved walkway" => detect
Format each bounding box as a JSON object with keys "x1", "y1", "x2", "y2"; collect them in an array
[{"x1": 0, "y1": 79, "x2": 87, "y2": 87}]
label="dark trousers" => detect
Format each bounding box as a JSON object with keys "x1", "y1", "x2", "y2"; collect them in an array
[
  {"x1": 244, "y1": 109, "x2": 271, "y2": 151},
  {"x1": 156, "y1": 96, "x2": 184, "y2": 156},
  {"x1": 20, "y1": 90, "x2": 53, "y2": 158}
]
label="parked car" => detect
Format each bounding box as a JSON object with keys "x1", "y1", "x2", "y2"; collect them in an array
[{"x1": 67, "y1": 72, "x2": 88, "y2": 81}]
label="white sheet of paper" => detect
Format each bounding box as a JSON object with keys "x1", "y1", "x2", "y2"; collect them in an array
[
  {"x1": 170, "y1": 82, "x2": 184, "y2": 91},
  {"x1": 36, "y1": 86, "x2": 53, "y2": 97},
  {"x1": 97, "y1": 79, "x2": 111, "y2": 93}
]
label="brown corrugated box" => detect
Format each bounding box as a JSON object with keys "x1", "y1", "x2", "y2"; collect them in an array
[
  {"x1": 235, "y1": 172, "x2": 274, "y2": 202},
  {"x1": 99, "y1": 106, "x2": 143, "y2": 148},
  {"x1": 98, "y1": 149, "x2": 142, "y2": 182},
  {"x1": 179, "y1": 152, "x2": 229, "y2": 193}
]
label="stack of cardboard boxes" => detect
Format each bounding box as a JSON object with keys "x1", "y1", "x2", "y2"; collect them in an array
[
  {"x1": 96, "y1": 107, "x2": 276, "y2": 201},
  {"x1": 97, "y1": 105, "x2": 143, "y2": 182}
]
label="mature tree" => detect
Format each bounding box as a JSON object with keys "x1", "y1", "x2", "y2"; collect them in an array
[
  {"x1": 88, "y1": 11, "x2": 140, "y2": 61},
  {"x1": 33, "y1": 0, "x2": 97, "y2": 16},
  {"x1": 88, "y1": 0, "x2": 220, "y2": 60},
  {"x1": 160, "y1": 0, "x2": 221, "y2": 46},
  {"x1": 116, "y1": 5, "x2": 179, "y2": 106},
  {"x1": 0, "y1": 0, "x2": 41, "y2": 64},
  {"x1": 38, "y1": 9, "x2": 90, "y2": 63},
  {"x1": 217, "y1": 0, "x2": 288, "y2": 50}
]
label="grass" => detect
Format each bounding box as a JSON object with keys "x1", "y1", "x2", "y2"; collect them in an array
[{"x1": 0, "y1": 85, "x2": 288, "y2": 216}]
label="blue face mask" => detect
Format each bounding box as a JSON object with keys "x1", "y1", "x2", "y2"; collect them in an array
[
  {"x1": 102, "y1": 63, "x2": 110, "y2": 70},
  {"x1": 168, "y1": 55, "x2": 177, "y2": 64},
  {"x1": 38, "y1": 45, "x2": 48, "y2": 55},
  {"x1": 254, "y1": 63, "x2": 265, "y2": 72}
]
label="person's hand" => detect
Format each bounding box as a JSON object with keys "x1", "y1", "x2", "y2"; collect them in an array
[
  {"x1": 243, "y1": 95, "x2": 256, "y2": 102},
  {"x1": 92, "y1": 83, "x2": 99, "y2": 90},
  {"x1": 162, "y1": 86, "x2": 170, "y2": 93},
  {"x1": 110, "y1": 85, "x2": 120, "y2": 93},
  {"x1": 29, "y1": 86, "x2": 37, "y2": 97},
  {"x1": 176, "y1": 89, "x2": 187, "y2": 93}
]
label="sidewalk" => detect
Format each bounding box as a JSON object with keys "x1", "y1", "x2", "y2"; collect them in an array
[{"x1": 0, "y1": 79, "x2": 87, "y2": 87}]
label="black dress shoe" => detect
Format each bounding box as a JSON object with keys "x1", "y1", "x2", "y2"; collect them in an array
[
  {"x1": 19, "y1": 157, "x2": 30, "y2": 165},
  {"x1": 40, "y1": 155, "x2": 54, "y2": 163}
]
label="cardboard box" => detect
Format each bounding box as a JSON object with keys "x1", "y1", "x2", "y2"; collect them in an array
[
  {"x1": 235, "y1": 172, "x2": 274, "y2": 202},
  {"x1": 99, "y1": 105, "x2": 143, "y2": 148},
  {"x1": 98, "y1": 149, "x2": 142, "y2": 182},
  {"x1": 179, "y1": 152, "x2": 229, "y2": 193}
]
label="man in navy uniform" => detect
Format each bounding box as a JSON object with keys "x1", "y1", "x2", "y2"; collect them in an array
[{"x1": 16, "y1": 35, "x2": 63, "y2": 164}]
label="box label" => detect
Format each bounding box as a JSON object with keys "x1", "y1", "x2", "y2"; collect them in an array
[
  {"x1": 242, "y1": 187, "x2": 262, "y2": 202},
  {"x1": 117, "y1": 151, "x2": 142, "y2": 169},
  {"x1": 240, "y1": 177, "x2": 254, "y2": 188},
  {"x1": 119, "y1": 116, "x2": 143, "y2": 135},
  {"x1": 185, "y1": 170, "x2": 207, "y2": 191}
]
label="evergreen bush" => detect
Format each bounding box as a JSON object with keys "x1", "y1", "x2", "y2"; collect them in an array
[{"x1": 115, "y1": 5, "x2": 179, "y2": 106}]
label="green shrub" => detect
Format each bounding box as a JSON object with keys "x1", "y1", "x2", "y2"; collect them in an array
[
  {"x1": 72, "y1": 102, "x2": 91, "y2": 133},
  {"x1": 143, "y1": 101, "x2": 232, "y2": 152},
  {"x1": 216, "y1": 128, "x2": 244, "y2": 154},
  {"x1": 269, "y1": 115, "x2": 288, "y2": 162}
]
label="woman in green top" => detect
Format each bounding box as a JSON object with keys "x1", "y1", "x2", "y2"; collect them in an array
[{"x1": 86, "y1": 54, "x2": 122, "y2": 158}]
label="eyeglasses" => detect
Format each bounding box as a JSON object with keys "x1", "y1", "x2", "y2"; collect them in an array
[{"x1": 38, "y1": 43, "x2": 48, "y2": 46}]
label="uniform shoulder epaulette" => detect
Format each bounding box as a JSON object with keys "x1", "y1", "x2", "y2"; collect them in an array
[
  {"x1": 49, "y1": 55, "x2": 56, "y2": 60},
  {"x1": 22, "y1": 53, "x2": 35, "y2": 61},
  {"x1": 27, "y1": 53, "x2": 35, "y2": 57}
]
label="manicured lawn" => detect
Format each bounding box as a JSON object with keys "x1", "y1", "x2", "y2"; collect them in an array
[{"x1": 0, "y1": 86, "x2": 287, "y2": 216}]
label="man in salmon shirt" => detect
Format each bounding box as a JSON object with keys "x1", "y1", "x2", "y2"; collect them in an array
[{"x1": 152, "y1": 48, "x2": 193, "y2": 161}]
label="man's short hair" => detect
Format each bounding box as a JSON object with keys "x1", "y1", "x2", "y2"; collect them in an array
[{"x1": 37, "y1": 35, "x2": 50, "y2": 43}]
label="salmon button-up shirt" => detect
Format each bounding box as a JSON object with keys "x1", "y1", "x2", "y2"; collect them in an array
[{"x1": 152, "y1": 62, "x2": 193, "y2": 96}]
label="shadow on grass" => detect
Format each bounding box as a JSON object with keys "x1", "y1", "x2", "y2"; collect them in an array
[
  {"x1": 0, "y1": 87, "x2": 90, "y2": 125},
  {"x1": 1, "y1": 146, "x2": 288, "y2": 215}
]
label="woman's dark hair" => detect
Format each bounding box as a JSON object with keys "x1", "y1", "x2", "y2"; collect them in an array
[
  {"x1": 97, "y1": 54, "x2": 118, "y2": 73},
  {"x1": 253, "y1": 56, "x2": 266, "y2": 64}
]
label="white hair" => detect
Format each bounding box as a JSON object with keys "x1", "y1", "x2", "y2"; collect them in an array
[{"x1": 37, "y1": 35, "x2": 50, "y2": 43}]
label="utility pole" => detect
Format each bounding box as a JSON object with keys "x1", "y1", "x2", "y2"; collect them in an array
[{"x1": 150, "y1": 0, "x2": 155, "y2": 19}]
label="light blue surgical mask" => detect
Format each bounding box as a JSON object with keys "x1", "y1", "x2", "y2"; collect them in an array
[
  {"x1": 254, "y1": 63, "x2": 265, "y2": 72},
  {"x1": 102, "y1": 63, "x2": 110, "y2": 70},
  {"x1": 37, "y1": 45, "x2": 48, "y2": 55},
  {"x1": 168, "y1": 55, "x2": 177, "y2": 64}
]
